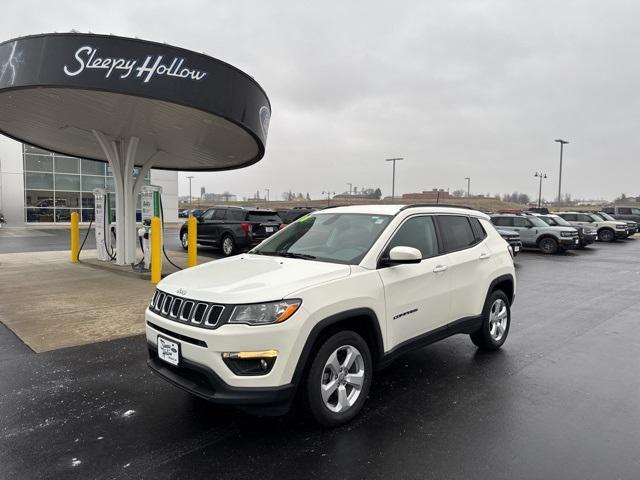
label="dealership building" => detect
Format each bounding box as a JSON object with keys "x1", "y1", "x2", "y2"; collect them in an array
[{"x1": 0, "y1": 136, "x2": 178, "y2": 226}]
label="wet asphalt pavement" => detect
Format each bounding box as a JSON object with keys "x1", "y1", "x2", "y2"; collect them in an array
[{"x1": 1, "y1": 239, "x2": 640, "y2": 479}]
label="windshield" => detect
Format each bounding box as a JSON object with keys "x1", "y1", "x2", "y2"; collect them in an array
[
  {"x1": 252, "y1": 213, "x2": 392, "y2": 264},
  {"x1": 589, "y1": 213, "x2": 605, "y2": 221},
  {"x1": 528, "y1": 216, "x2": 549, "y2": 227},
  {"x1": 597, "y1": 212, "x2": 615, "y2": 221},
  {"x1": 542, "y1": 215, "x2": 571, "y2": 227}
]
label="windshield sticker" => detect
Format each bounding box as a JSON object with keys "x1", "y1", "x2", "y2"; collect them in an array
[{"x1": 297, "y1": 214, "x2": 313, "y2": 223}]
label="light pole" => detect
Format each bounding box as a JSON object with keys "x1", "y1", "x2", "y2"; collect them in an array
[
  {"x1": 554, "y1": 139, "x2": 569, "y2": 203},
  {"x1": 264, "y1": 188, "x2": 270, "y2": 203},
  {"x1": 385, "y1": 157, "x2": 403, "y2": 201},
  {"x1": 321, "y1": 191, "x2": 335, "y2": 207},
  {"x1": 534, "y1": 172, "x2": 548, "y2": 209},
  {"x1": 346, "y1": 182, "x2": 353, "y2": 203},
  {"x1": 186, "y1": 175, "x2": 194, "y2": 209},
  {"x1": 464, "y1": 177, "x2": 471, "y2": 197}
]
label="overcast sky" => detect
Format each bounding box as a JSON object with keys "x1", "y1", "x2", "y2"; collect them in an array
[{"x1": 2, "y1": 0, "x2": 639, "y2": 201}]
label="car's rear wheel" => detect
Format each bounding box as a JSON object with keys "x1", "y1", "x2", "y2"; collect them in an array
[
  {"x1": 221, "y1": 235, "x2": 236, "y2": 256},
  {"x1": 306, "y1": 330, "x2": 372, "y2": 427},
  {"x1": 180, "y1": 231, "x2": 188, "y2": 250},
  {"x1": 599, "y1": 228, "x2": 615, "y2": 242},
  {"x1": 538, "y1": 237, "x2": 558, "y2": 254},
  {"x1": 470, "y1": 290, "x2": 511, "y2": 351}
]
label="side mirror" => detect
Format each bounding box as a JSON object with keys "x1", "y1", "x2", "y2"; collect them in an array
[{"x1": 388, "y1": 246, "x2": 422, "y2": 265}]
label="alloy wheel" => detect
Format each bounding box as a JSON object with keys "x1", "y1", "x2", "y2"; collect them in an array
[
  {"x1": 320, "y1": 345, "x2": 365, "y2": 413},
  {"x1": 222, "y1": 237, "x2": 234, "y2": 255},
  {"x1": 488, "y1": 298, "x2": 508, "y2": 341}
]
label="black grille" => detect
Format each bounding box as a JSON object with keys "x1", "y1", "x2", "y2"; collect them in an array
[{"x1": 149, "y1": 289, "x2": 226, "y2": 329}]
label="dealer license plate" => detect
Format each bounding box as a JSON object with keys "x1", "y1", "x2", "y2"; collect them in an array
[
  {"x1": 157, "y1": 336, "x2": 180, "y2": 366},
  {"x1": 265, "y1": 227, "x2": 274, "y2": 233},
  {"x1": 514, "y1": 246, "x2": 520, "y2": 252},
  {"x1": 574, "y1": 239, "x2": 579, "y2": 244}
]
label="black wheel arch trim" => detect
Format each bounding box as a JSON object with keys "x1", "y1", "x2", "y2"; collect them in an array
[{"x1": 486, "y1": 274, "x2": 515, "y2": 305}]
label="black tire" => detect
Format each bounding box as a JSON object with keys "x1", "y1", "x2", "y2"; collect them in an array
[
  {"x1": 538, "y1": 237, "x2": 559, "y2": 254},
  {"x1": 599, "y1": 228, "x2": 615, "y2": 242},
  {"x1": 470, "y1": 290, "x2": 511, "y2": 351},
  {"x1": 180, "y1": 230, "x2": 188, "y2": 250},
  {"x1": 305, "y1": 330, "x2": 372, "y2": 427},
  {"x1": 220, "y1": 235, "x2": 236, "y2": 256}
]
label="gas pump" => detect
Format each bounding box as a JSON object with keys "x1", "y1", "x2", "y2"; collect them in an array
[
  {"x1": 139, "y1": 185, "x2": 162, "y2": 270},
  {"x1": 92, "y1": 188, "x2": 112, "y2": 261}
]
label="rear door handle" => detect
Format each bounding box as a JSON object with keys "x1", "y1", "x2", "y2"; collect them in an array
[
  {"x1": 479, "y1": 252, "x2": 491, "y2": 260},
  {"x1": 433, "y1": 265, "x2": 448, "y2": 273}
]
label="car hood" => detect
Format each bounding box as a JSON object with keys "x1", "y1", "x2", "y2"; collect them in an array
[
  {"x1": 157, "y1": 254, "x2": 351, "y2": 304},
  {"x1": 541, "y1": 226, "x2": 578, "y2": 233},
  {"x1": 497, "y1": 229, "x2": 520, "y2": 238}
]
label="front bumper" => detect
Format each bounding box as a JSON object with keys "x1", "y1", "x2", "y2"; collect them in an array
[
  {"x1": 559, "y1": 237, "x2": 580, "y2": 249},
  {"x1": 579, "y1": 233, "x2": 596, "y2": 246},
  {"x1": 147, "y1": 343, "x2": 296, "y2": 406},
  {"x1": 507, "y1": 240, "x2": 523, "y2": 255},
  {"x1": 615, "y1": 230, "x2": 628, "y2": 239}
]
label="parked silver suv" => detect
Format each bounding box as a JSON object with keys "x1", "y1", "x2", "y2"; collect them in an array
[{"x1": 490, "y1": 213, "x2": 579, "y2": 254}]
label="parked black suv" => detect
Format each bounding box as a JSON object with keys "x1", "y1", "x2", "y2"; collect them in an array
[
  {"x1": 276, "y1": 207, "x2": 317, "y2": 225},
  {"x1": 496, "y1": 228, "x2": 522, "y2": 256},
  {"x1": 180, "y1": 207, "x2": 282, "y2": 256}
]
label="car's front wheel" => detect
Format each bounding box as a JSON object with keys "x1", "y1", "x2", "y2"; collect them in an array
[
  {"x1": 180, "y1": 231, "x2": 188, "y2": 250},
  {"x1": 599, "y1": 228, "x2": 615, "y2": 242},
  {"x1": 306, "y1": 330, "x2": 372, "y2": 427},
  {"x1": 538, "y1": 237, "x2": 558, "y2": 254},
  {"x1": 470, "y1": 290, "x2": 511, "y2": 351}
]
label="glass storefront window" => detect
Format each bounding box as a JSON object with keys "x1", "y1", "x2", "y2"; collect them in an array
[
  {"x1": 81, "y1": 209, "x2": 96, "y2": 222},
  {"x1": 105, "y1": 177, "x2": 115, "y2": 192},
  {"x1": 81, "y1": 175, "x2": 105, "y2": 191},
  {"x1": 24, "y1": 145, "x2": 52, "y2": 155},
  {"x1": 24, "y1": 154, "x2": 53, "y2": 172},
  {"x1": 54, "y1": 191, "x2": 80, "y2": 209},
  {"x1": 25, "y1": 208, "x2": 55, "y2": 223},
  {"x1": 54, "y1": 174, "x2": 81, "y2": 191},
  {"x1": 82, "y1": 159, "x2": 105, "y2": 176},
  {"x1": 25, "y1": 190, "x2": 55, "y2": 208},
  {"x1": 54, "y1": 156, "x2": 79, "y2": 174},
  {"x1": 25, "y1": 172, "x2": 54, "y2": 190},
  {"x1": 81, "y1": 193, "x2": 95, "y2": 209}
]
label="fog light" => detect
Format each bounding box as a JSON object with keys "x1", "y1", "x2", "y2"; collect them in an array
[{"x1": 222, "y1": 350, "x2": 278, "y2": 376}]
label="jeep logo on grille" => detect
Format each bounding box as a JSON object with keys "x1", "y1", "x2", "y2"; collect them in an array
[{"x1": 176, "y1": 288, "x2": 187, "y2": 296}]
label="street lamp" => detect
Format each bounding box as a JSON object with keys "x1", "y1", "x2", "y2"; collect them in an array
[
  {"x1": 321, "y1": 190, "x2": 335, "y2": 207},
  {"x1": 385, "y1": 157, "x2": 403, "y2": 201},
  {"x1": 186, "y1": 175, "x2": 194, "y2": 209},
  {"x1": 534, "y1": 172, "x2": 548, "y2": 209},
  {"x1": 464, "y1": 177, "x2": 471, "y2": 197},
  {"x1": 554, "y1": 139, "x2": 569, "y2": 203}
]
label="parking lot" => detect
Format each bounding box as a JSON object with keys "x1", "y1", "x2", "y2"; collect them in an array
[{"x1": 1, "y1": 234, "x2": 639, "y2": 479}]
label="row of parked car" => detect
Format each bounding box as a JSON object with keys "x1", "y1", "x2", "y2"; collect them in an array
[
  {"x1": 177, "y1": 204, "x2": 639, "y2": 257},
  {"x1": 492, "y1": 209, "x2": 638, "y2": 255}
]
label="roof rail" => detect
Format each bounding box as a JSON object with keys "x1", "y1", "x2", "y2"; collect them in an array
[{"x1": 398, "y1": 203, "x2": 474, "y2": 211}]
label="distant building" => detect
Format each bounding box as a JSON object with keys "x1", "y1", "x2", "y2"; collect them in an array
[
  {"x1": 203, "y1": 192, "x2": 237, "y2": 202},
  {"x1": 402, "y1": 189, "x2": 451, "y2": 201}
]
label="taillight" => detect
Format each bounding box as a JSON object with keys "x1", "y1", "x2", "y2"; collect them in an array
[
  {"x1": 279, "y1": 224, "x2": 287, "y2": 230},
  {"x1": 241, "y1": 223, "x2": 252, "y2": 233}
]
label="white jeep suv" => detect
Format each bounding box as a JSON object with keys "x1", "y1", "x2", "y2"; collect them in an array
[{"x1": 146, "y1": 204, "x2": 516, "y2": 426}]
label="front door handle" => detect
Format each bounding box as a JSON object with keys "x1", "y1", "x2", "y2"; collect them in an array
[
  {"x1": 433, "y1": 265, "x2": 448, "y2": 273},
  {"x1": 479, "y1": 252, "x2": 491, "y2": 260}
]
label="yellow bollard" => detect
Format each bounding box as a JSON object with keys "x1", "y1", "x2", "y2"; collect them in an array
[
  {"x1": 187, "y1": 215, "x2": 197, "y2": 268},
  {"x1": 151, "y1": 216, "x2": 162, "y2": 284},
  {"x1": 70, "y1": 211, "x2": 80, "y2": 263}
]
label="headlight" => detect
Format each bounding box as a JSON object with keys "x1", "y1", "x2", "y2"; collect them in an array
[
  {"x1": 560, "y1": 231, "x2": 575, "y2": 237},
  {"x1": 228, "y1": 299, "x2": 301, "y2": 325},
  {"x1": 616, "y1": 224, "x2": 626, "y2": 229}
]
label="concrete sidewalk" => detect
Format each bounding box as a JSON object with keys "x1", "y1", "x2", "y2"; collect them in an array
[{"x1": 0, "y1": 249, "x2": 198, "y2": 352}]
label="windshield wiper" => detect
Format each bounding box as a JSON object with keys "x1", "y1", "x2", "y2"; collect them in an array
[{"x1": 276, "y1": 251, "x2": 317, "y2": 260}]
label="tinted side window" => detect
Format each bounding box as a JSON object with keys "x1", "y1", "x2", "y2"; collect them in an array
[
  {"x1": 201, "y1": 209, "x2": 215, "y2": 221},
  {"x1": 561, "y1": 213, "x2": 576, "y2": 221},
  {"x1": 227, "y1": 209, "x2": 244, "y2": 221},
  {"x1": 602, "y1": 207, "x2": 614, "y2": 214},
  {"x1": 437, "y1": 215, "x2": 477, "y2": 252},
  {"x1": 577, "y1": 214, "x2": 592, "y2": 222},
  {"x1": 469, "y1": 217, "x2": 487, "y2": 242},
  {"x1": 513, "y1": 217, "x2": 532, "y2": 228},
  {"x1": 213, "y1": 209, "x2": 227, "y2": 220},
  {"x1": 388, "y1": 216, "x2": 439, "y2": 259},
  {"x1": 491, "y1": 217, "x2": 512, "y2": 227},
  {"x1": 618, "y1": 207, "x2": 631, "y2": 214}
]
